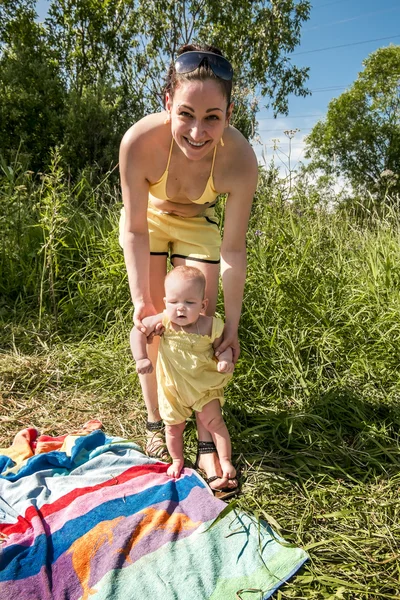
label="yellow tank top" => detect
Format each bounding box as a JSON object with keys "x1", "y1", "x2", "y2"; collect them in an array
[{"x1": 149, "y1": 138, "x2": 218, "y2": 205}]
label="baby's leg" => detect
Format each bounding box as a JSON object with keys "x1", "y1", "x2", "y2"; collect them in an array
[
  {"x1": 165, "y1": 422, "x2": 186, "y2": 478},
  {"x1": 196, "y1": 400, "x2": 236, "y2": 481}
]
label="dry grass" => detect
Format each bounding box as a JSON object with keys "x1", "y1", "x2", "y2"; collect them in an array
[{"x1": 0, "y1": 352, "x2": 145, "y2": 448}]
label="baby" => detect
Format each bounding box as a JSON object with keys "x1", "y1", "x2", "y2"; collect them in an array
[{"x1": 130, "y1": 265, "x2": 236, "y2": 484}]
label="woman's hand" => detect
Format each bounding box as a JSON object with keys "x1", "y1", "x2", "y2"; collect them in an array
[
  {"x1": 133, "y1": 302, "x2": 157, "y2": 333},
  {"x1": 136, "y1": 358, "x2": 154, "y2": 374},
  {"x1": 133, "y1": 302, "x2": 164, "y2": 341},
  {"x1": 214, "y1": 325, "x2": 240, "y2": 364}
]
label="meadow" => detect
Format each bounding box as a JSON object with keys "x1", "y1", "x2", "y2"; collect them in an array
[{"x1": 1, "y1": 153, "x2": 399, "y2": 598}]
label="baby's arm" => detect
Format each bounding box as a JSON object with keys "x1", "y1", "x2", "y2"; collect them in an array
[
  {"x1": 213, "y1": 336, "x2": 234, "y2": 374},
  {"x1": 130, "y1": 314, "x2": 163, "y2": 374}
]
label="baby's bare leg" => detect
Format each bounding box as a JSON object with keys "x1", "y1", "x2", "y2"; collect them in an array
[
  {"x1": 196, "y1": 400, "x2": 236, "y2": 481},
  {"x1": 165, "y1": 422, "x2": 186, "y2": 478}
]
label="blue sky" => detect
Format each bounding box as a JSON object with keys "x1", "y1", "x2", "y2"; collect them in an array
[
  {"x1": 35, "y1": 0, "x2": 399, "y2": 167},
  {"x1": 256, "y1": 0, "x2": 400, "y2": 167}
]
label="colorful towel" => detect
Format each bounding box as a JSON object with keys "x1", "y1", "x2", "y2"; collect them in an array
[{"x1": 0, "y1": 423, "x2": 308, "y2": 599}]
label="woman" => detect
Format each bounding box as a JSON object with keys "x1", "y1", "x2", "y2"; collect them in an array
[{"x1": 119, "y1": 44, "x2": 258, "y2": 495}]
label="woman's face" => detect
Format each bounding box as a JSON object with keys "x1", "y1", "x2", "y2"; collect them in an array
[{"x1": 166, "y1": 79, "x2": 232, "y2": 161}]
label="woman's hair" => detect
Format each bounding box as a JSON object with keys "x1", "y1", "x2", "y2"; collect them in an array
[
  {"x1": 165, "y1": 265, "x2": 206, "y2": 298},
  {"x1": 164, "y1": 44, "x2": 232, "y2": 107}
]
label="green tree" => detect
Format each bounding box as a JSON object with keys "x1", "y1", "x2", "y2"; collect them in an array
[
  {"x1": 305, "y1": 45, "x2": 400, "y2": 202},
  {"x1": 132, "y1": 0, "x2": 311, "y2": 116},
  {"x1": 45, "y1": 0, "x2": 311, "y2": 142},
  {"x1": 45, "y1": 0, "x2": 145, "y2": 174},
  {"x1": 46, "y1": 0, "x2": 141, "y2": 94},
  {"x1": 2, "y1": 0, "x2": 311, "y2": 174},
  {"x1": 0, "y1": 1, "x2": 65, "y2": 170}
]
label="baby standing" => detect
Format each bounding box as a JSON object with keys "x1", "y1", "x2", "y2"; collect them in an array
[{"x1": 130, "y1": 266, "x2": 236, "y2": 487}]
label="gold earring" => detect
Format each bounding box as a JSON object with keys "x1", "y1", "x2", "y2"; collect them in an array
[
  {"x1": 164, "y1": 112, "x2": 171, "y2": 124},
  {"x1": 220, "y1": 137, "x2": 225, "y2": 147}
]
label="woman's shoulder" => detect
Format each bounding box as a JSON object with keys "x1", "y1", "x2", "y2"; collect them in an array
[
  {"x1": 224, "y1": 126, "x2": 257, "y2": 165},
  {"x1": 217, "y1": 127, "x2": 258, "y2": 190},
  {"x1": 120, "y1": 112, "x2": 171, "y2": 153}
]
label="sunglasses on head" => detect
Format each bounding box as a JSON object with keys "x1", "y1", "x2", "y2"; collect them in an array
[{"x1": 175, "y1": 51, "x2": 233, "y2": 81}]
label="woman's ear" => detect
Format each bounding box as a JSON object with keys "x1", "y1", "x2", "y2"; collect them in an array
[
  {"x1": 226, "y1": 102, "x2": 234, "y2": 126},
  {"x1": 165, "y1": 93, "x2": 172, "y2": 114}
]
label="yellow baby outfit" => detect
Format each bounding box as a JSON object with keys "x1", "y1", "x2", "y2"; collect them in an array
[{"x1": 157, "y1": 313, "x2": 232, "y2": 425}]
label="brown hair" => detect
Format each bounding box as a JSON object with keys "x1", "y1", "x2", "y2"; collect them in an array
[
  {"x1": 165, "y1": 265, "x2": 206, "y2": 298},
  {"x1": 164, "y1": 44, "x2": 233, "y2": 107}
]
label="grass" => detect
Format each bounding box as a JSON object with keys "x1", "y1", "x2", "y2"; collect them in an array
[{"x1": 1, "y1": 163, "x2": 399, "y2": 597}]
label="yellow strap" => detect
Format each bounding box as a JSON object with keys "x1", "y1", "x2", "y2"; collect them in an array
[
  {"x1": 166, "y1": 137, "x2": 174, "y2": 171},
  {"x1": 210, "y1": 145, "x2": 217, "y2": 176}
]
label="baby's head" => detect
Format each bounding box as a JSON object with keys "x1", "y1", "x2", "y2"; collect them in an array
[{"x1": 164, "y1": 266, "x2": 208, "y2": 326}]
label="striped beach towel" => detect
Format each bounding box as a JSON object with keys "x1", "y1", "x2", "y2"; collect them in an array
[{"x1": 0, "y1": 422, "x2": 308, "y2": 599}]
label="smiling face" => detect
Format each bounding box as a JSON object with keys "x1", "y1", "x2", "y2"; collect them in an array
[
  {"x1": 165, "y1": 79, "x2": 232, "y2": 160},
  {"x1": 164, "y1": 273, "x2": 207, "y2": 327}
]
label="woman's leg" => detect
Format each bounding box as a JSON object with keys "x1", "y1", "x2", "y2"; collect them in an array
[
  {"x1": 178, "y1": 258, "x2": 219, "y2": 315},
  {"x1": 138, "y1": 255, "x2": 167, "y2": 453},
  {"x1": 196, "y1": 400, "x2": 236, "y2": 483}
]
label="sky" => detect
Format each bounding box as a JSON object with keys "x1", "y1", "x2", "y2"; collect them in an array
[
  {"x1": 35, "y1": 0, "x2": 400, "y2": 170},
  {"x1": 255, "y1": 0, "x2": 400, "y2": 170}
]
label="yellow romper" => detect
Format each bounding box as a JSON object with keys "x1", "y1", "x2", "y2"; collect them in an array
[{"x1": 157, "y1": 313, "x2": 233, "y2": 425}]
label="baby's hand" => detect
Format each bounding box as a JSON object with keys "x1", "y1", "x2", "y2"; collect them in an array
[
  {"x1": 147, "y1": 322, "x2": 165, "y2": 344},
  {"x1": 136, "y1": 358, "x2": 153, "y2": 374},
  {"x1": 217, "y1": 360, "x2": 234, "y2": 374}
]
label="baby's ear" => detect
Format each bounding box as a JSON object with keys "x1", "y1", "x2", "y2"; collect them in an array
[
  {"x1": 202, "y1": 298, "x2": 209, "y2": 313},
  {"x1": 163, "y1": 297, "x2": 167, "y2": 306}
]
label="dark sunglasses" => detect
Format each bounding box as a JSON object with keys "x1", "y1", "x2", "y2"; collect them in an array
[{"x1": 175, "y1": 51, "x2": 233, "y2": 81}]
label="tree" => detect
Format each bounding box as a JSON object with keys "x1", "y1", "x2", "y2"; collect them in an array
[
  {"x1": 0, "y1": 1, "x2": 66, "y2": 170},
  {"x1": 45, "y1": 0, "x2": 145, "y2": 174},
  {"x1": 46, "y1": 0, "x2": 311, "y2": 127},
  {"x1": 132, "y1": 0, "x2": 311, "y2": 115},
  {"x1": 305, "y1": 45, "x2": 400, "y2": 202},
  {"x1": 1, "y1": 0, "x2": 312, "y2": 174}
]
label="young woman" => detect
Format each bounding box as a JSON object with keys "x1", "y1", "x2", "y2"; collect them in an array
[{"x1": 119, "y1": 43, "x2": 258, "y2": 495}]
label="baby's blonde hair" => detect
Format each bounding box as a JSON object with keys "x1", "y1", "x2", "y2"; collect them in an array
[{"x1": 165, "y1": 265, "x2": 206, "y2": 298}]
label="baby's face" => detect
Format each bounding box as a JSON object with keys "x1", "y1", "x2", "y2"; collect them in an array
[{"x1": 164, "y1": 276, "x2": 205, "y2": 326}]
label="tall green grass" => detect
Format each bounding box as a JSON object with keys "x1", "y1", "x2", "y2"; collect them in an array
[
  {"x1": 0, "y1": 150, "x2": 129, "y2": 342},
  {"x1": 1, "y1": 161, "x2": 399, "y2": 597}
]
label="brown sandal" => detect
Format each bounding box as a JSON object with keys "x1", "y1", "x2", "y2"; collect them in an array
[
  {"x1": 194, "y1": 441, "x2": 239, "y2": 500},
  {"x1": 146, "y1": 420, "x2": 168, "y2": 459}
]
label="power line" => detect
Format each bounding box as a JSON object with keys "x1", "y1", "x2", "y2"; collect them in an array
[
  {"x1": 256, "y1": 86, "x2": 348, "y2": 122},
  {"x1": 312, "y1": 0, "x2": 349, "y2": 10},
  {"x1": 261, "y1": 140, "x2": 310, "y2": 144},
  {"x1": 257, "y1": 85, "x2": 348, "y2": 98},
  {"x1": 293, "y1": 34, "x2": 400, "y2": 56},
  {"x1": 311, "y1": 85, "x2": 348, "y2": 92},
  {"x1": 304, "y1": 7, "x2": 400, "y2": 33}
]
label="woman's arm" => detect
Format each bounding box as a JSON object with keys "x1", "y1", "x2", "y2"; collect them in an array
[
  {"x1": 216, "y1": 142, "x2": 258, "y2": 362},
  {"x1": 119, "y1": 126, "x2": 156, "y2": 332}
]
